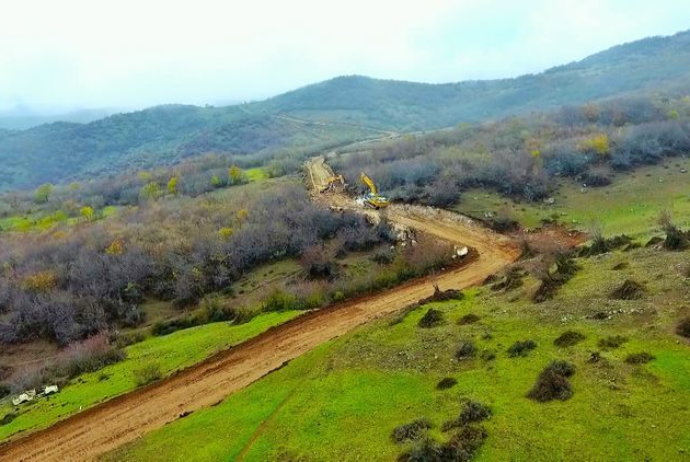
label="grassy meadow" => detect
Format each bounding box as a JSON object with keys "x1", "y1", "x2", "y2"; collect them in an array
[
  {"x1": 105, "y1": 242, "x2": 690, "y2": 461},
  {"x1": 455, "y1": 159, "x2": 690, "y2": 238},
  {"x1": 0, "y1": 311, "x2": 300, "y2": 441}
]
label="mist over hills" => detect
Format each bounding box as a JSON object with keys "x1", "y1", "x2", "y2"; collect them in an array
[{"x1": 1, "y1": 29, "x2": 689, "y2": 191}]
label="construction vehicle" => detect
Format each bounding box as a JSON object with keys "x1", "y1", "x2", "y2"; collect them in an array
[
  {"x1": 320, "y1": 175, "x2": 345, "y2": 193},
  {"x1": 357, "y1": 172, "x2": 390, "y2": 209}
]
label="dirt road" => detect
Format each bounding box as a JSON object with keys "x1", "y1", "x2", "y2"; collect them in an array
[{"x1": 0, "y1": 158, "x2": 518, "y2": 462}]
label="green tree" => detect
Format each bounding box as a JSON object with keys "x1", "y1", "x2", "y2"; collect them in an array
[
  {"x1": 35, "y1": 183, "x2": 54, "y2": 203},
  {"x1": 211, "y1": 175, "x2": 223, "y2": 188},
  {"x1": 80, "y1": 206, "x2": 94, "y2": 221},
  {"x1": 167, "y1": 176, "x2": 179, "y2": 195},
  {"x1": 140, "y1": 182, "x2": 162, "y2": 201},
  {"x1": 138, "y1": 171, "x2": 153, "y2": 182},
  {"x1": 228, "y1": 165, "x2": 245, "y2": 185}
]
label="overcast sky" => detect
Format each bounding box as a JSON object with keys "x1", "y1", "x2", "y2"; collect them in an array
[{"x1": 1, "y1": 0, "x2": 688, "y2": 113}]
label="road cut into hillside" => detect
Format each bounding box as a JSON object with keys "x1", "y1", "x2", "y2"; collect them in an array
[{"x1": 0, "y1": 157, "x2": 519, "y2": 461}]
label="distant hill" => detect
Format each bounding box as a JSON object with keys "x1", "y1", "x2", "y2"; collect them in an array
[
  {"x1": 0, "y1": 108, "x2": 116, "y2": 130},
  {"x1": 1, "y1": 29, "x2": 689, "y2": 191},
  {"x1": 257, "y1": 30, "x2": 690, "y2": 129}
]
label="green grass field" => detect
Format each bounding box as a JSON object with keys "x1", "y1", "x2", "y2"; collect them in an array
[
  {"x1": 454, "y1": 159, "x2": 690, "y2": 238},
  {"x1": 105, "y1": 244, "x2": 690, "y2": 461},
  {"x1": 0, "y1": 311, "x2": 301, "y2": 441}
]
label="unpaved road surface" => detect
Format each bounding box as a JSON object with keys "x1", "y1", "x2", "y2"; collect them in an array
[{"x1": 0, "y1": 158, "x2": 518, "y2": 462}]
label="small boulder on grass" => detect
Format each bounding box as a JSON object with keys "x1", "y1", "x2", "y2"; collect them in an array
[
  {"x1": 507, "y1": 340, "x2": 537, "y2": 357},
  {"x1": 610, "y1": 279, "x2": 646, "y2": 300},
  {"x1": 676, "y1": 317, "x2": 690, "y2": 338},
  {"x1": 554, "y1": 331, "x2": 585, "y2": 347},
  {"x1": 418, "y1": 309, "x2": 445, "y2": 328},
  {"x1": 527, "y1": 361, "x2": 575, "y2": 402}
]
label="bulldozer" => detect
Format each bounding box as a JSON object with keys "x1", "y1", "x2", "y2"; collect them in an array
[
  {"x1": 320, "y1": 175, "x2": 345, "y2": 193},
  {"x1": 357, "y1": 172, "x2": 390, "y2": 209}
]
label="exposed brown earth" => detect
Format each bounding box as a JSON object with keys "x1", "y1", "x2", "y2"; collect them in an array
[{"x1": 0, "y1": 157, "x2": 519, "y2": 461}]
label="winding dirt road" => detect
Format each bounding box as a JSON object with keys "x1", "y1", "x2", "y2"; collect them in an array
[{"x1": 0, "y1": 158, "x2": 518, "y2": 462}]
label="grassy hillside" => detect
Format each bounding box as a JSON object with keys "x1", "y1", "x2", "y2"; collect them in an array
[
  {"x1": 454, "y1": 159, "x2": 690, "y2": 238},
  {"x1": 0, "y1": 106, "x2": 381, "y2": 191},
  {"x1": 105, "y1": 242, "x2": 690, "y2": 461},
  {"x1": 2, "y1": 30, "x2": 690, "y2": 191},
  {"x1": 0, "y1": 311, "x2": 301, "y2": 441}
]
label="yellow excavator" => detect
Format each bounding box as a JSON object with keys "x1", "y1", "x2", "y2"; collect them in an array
[
  {"x1": 358, "y1": 172, "x2": 390, "y2": 209},
  {"x1": 320, "y1": 175, "x2": 345, "y2": 193}
]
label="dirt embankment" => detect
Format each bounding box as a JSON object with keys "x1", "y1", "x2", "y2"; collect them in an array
[{"x1": 0, "y1": 157, "x2": 519, "y2": 462}]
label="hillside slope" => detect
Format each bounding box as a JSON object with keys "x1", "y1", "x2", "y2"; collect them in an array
[
  {"x1": 1, "y1": 29, "x2": 689, "y2": 191},
  {"x1": 261, "y1": 30, "x2": 690, "y2": 129}
]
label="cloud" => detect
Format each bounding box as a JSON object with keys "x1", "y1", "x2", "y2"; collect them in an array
[{"x1": 0, "y1": 0, "x2": 687, "y2": 111}]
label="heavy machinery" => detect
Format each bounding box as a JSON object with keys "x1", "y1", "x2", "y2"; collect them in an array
[
  {"x1": 320, "y1": 174, "x2": 345, "y2": 193},
  {"x1": 357, "y1": 172, "x2": 390, "y2": 209}
]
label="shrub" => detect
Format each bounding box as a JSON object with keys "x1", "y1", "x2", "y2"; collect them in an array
[
  {"x1": 658, "y1": 210, "x2": 689, "y2": 250},
  {"x1": 579, "y1": 172, "x2": 611, "y2": 187},
  {"x1": 610, "y1": 280, "x2": 646, "y2": 300},
  {"x1": 0, "y1": 383, "x2": 10, "y2": 400},
  {"x1": 545, "y1": 360, "x2": 576, "y2": 378},
  {"x1": 152, "y1": 316, "x2": 202, "y2": 336},
  {"x1": 134, "y1": 362, "x2": 162, "y2": 387},
  {"x1": 419, "y1": 286, "x2": 464, "y2": 304},
  {"x1": 490, "y1": 267, "x2": 526, "y2": 292},
  {"x1": 507, "y1": 340, "x2": 537, "y2": 357},
  {"x1": 436, "y1": 377, "x2": 458, "y2": 390},
  {"x1": 480, "y1": 350, "x2": 496, "y2": 361},
  {"x1": 676, "y1": 317, "x2": 690, "y2": 338},
  {"x1": 372, "y1": 248, "x2": 395, "y2": 264},
  {"x1": 611, "y1": 262, "x2": 629, "y2": 271},
  {"x1": 554, "y1": 331, "x2": 585, "y2": 347},
  {"x1": 457, "y1": 314, "x2": 480, "y2": 325},
  {"x1": 445, "y1": 425, "x2": 488, "y2": 461},
  {"x1": 579, "y1": 234, "x2": 632, "y2": 257},
  {"x1": 528, "y1": 361, "x2": 575, "y2": 402},
  {"x1": 598, "y1": 335, "x2": 628, "y2": 348},
  {"x1": 625, "y1": 352, "x2": 655, "y2": 364},
  {"x1": 114, "y1": 331, "x2": 146, "y2": 349},
  {"x1": 398, "y1": 426, "x2": 487, "y2": 462},
  {"x1": 391, "y1": 418, "x2": 433, "y2": 444},
  {"x1": 262, "y1": 289, "x2": 302, "y2": 312},
  {"x1": 418, "y1": 309, "x2": 445, "y2": 328},
  {"x1": 397, "y1": 437, "x2": 443, "y2": 461},
  {"x1": 54, "y1": 333, "x2": 126, "y2": 379},
  {"x1": 459, "y1": 400, "x2": 492, "y2": 425},
  {"x1": 0, "y1": 413, "x2": 17, "y2": 426},
  {"x1": 645, "y1": 236, "x2": 664, "y2": 247},
  {"x1": 456, "y1": 341, "x2": 476, "y2": 360}
]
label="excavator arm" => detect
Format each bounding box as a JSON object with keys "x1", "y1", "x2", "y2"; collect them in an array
[{"x1": 359, "y1": 172, "x2": 378, "y2": 195}]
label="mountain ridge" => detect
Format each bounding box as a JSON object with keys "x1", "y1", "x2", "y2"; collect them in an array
[{"x1": 1, "y1": 29, "x2": 689, "y2": 191}]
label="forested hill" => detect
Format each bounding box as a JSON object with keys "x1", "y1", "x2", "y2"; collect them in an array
[
  {"x1": 259, "y1": 30, "x2": 690, "y2": 129},
  {"x1": 1, "y1": 29, "x2": 689, "y2": 191}
]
